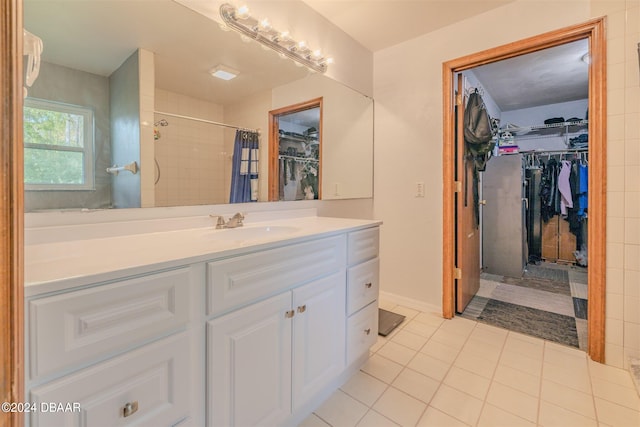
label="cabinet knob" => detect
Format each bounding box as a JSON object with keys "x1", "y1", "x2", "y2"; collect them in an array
[
  {"x1": 297, "y1": 305, "x2": 307, "y2": 313},
  {"x1": 285, "y1": 310, "x2": 295, "y2": 318},
  {"x1": 364, "y1": 328, "x2": 371, "y2": 335},
  {"x1": 364, "y1": 282, "x2": 372, "y2": 289},
  {"x1": 123, "y1": 401, "x2": 139, "y2": 418}
]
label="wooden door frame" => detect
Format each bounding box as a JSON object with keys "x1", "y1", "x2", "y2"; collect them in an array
[
  {"x1": 442, "y1": 18, "x2": 607, "y2": 362},
  {"x1": 1, "y1": 0, "x2": 25, "y2": 425},
  {"x1": 268, "y1": 97, "x2": 323, "y2": 201}
]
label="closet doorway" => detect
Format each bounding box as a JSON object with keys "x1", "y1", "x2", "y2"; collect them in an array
[
  {"x1": 442, "y1": 18, "x2": 606, "y2": 363},
  {"x1": 268, "y1": 98, "x2": 323, "y2": 201}
]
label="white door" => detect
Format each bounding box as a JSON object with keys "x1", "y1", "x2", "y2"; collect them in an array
[
  {"x1": 207, "y1": 292, "x2": 292, "y2": 427},
  {"x1": 292, "y1": 272, "x2": 346, "y2": 412}
]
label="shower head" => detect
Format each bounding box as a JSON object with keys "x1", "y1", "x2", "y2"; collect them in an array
[{"x1": 154, "y1": 119, "x2": 169, "y2": 127}]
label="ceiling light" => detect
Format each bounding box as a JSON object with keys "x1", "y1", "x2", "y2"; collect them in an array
[
  {"x1": 236, "y1": 5, "x2": 250, "y2": 19},
  {"x1": 210, "y1": 65, "x2": 239, "y2": 80},
  {"x1": 219, "y1": 3, "x2": 332, "y2": 73}
]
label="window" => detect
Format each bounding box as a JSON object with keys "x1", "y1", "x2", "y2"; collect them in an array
[{"x1": 23, "y1": 98, "x2": 95, "y2": 190}]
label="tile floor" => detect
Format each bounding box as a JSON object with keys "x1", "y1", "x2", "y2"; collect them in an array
[{"x1": 299, "y1": 300, "x2": 640, "y2": 427}]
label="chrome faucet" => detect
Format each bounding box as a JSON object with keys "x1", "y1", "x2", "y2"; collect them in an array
[{"x1": 210, "y1": 212, "x2": 245, "y2": 229}]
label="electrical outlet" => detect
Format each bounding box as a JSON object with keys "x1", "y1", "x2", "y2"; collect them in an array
[{"x1": 416, "y1": 182, "x2": 425, "y2": 197}]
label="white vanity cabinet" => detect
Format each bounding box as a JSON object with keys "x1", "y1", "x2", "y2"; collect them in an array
[
  {"x1": 25, "y1": 267, "x2": 196, "y2": 427},
  {"x1": 206, "y1": 235, "x2": 348, "y2": 427},
  {"x1": 25, "y1": 217, "x2": 380, "y2": 427},
  {"x1": 346, "y1": 228, "x2": 380, "y2": 365}
]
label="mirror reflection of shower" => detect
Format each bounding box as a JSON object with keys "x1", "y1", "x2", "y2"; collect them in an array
[{"x1": 153, "y1": 119, "x2": 169, "y2": 184}]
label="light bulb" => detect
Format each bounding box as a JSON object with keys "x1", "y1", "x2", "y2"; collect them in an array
[
  {"x1": 312, "y1": 49, "x2": 322, "y2": 58},
  {"x1": 236, "y1": 5, "x2": 250, "y2": 19},
  {"x1": 325, "y1": 57, "x2": 334, "y2": 64},
  {"x1": 298, "y1": 40, "x2": 307, "y2": 49},
  {"x1": 279, "y1": 30, "x2": 290, "y2": 40},
  {"x1": 260, "y1": 18, "x2": 271, "y2": 30}
]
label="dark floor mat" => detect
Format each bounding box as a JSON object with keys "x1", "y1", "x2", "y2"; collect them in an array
[
  {"x1": 378, "y1": 308, "x2": 406, "y2": 336},
  {"x1": 573, "y1": 298, "x2": 588, "y2": 320},
  {"x1": 477, "y1": 299, "x2": 579, "y2": 348},
  {"x1": 524, "y1": 264, "x2": 569, "y2": 283},
  {"x1": 501, "y1": 275, "x2": 572, "y2": 296}
]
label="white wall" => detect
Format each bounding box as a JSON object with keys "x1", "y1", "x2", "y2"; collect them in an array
[
  {"x1": 373, "y1": 0, "x2": 640, "y2": 369},
  {"x1": 272, "y1": 74, "x2": 374, "y2": 200}
]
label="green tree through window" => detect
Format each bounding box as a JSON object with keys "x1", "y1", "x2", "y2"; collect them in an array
[{"x1": 23, "y1": 99, "x2": 94, "y2": 190}]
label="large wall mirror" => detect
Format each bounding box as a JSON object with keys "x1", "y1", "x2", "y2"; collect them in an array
[{"x1": 23, "y1": 0, "x2": 373, "y2": 212}]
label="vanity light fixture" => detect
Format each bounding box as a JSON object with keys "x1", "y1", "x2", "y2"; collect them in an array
[
  {"x1": 219, "y1": 3, "x2": 332, "y2": 73},
  {"x1": 210, "y1": 64, "x2": 239, "y2": 80}
]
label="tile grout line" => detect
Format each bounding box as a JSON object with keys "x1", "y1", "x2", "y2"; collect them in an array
[{"x1": 472, "y1": 324, "x2": 509, "y2": 427}]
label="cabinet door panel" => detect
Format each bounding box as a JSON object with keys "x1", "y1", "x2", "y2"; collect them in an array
[
  {"x1": 347, "y1": 302, "x2": 378, "y2": 366},
  {"x1": 29, "y1": 267, "x2": 191, "y2": 380},
  {"x1": 29, "y1": 332, "x2": 191, "y2": 427},
  {"x1": 292, "y1": 271, "x2": 346, "y2": 412},
  {"x1": 347, "y1": 227, "x2": 379, "y2": 265},
  {"x1": 207, "y1": 292, "x2": 292, "y2": 427},
  {"x1": 347, "y1": 257, "x2": 379, "y2": 315}
]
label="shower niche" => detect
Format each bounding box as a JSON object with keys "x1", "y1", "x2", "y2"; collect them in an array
[{"x1": 269, "y1": 98, "x2": 322, "y2": 201}]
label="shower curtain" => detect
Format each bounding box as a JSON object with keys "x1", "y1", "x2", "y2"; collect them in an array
[{"x1": 229, "y1": 130, "x2": 259, "y2": 203}]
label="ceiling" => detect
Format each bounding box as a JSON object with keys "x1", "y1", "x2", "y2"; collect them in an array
[
  {"x1": 301, "y1": 0, "x2": 589, "y2": 111},
  {"x1": 24, "y1": 0, "x2": 589, "y2": 112},
  {"x1": 471, "y1": 39, "x2": 589, "y2": 111},
  {"x1": 24, "y1": 0, "x2": 310, "y2": 105},
  {"x1": 301, "y1": 0, "x2": 515, "y2": 52}
]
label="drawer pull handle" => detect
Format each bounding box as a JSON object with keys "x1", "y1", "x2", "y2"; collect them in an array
[
  {"x1": 123, "y1": 401, "x2": 139, "y2": 418},
  {"x1": 365, "y1": 282, "x2": 372, "y2": 289},
  {"x1": 297, "y1": 305, "x2": 307, "y2": 313},
  {"x1": 285, "y1": 310, "x2": 295, "y2": 318},
  {"x1": 364, "y1": 328, "x2": 371, "y2": 335}
]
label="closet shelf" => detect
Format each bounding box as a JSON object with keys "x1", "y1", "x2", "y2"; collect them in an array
[
  {"x1": 500, "y1": 119, "x2": 587, "y2": 138},
  {"x1": 279, "y1": 134, "x2": 319, "y2": 145}
]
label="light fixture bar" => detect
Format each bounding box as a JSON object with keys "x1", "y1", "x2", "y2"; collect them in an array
[{"x1": 219, "y1": 3, "x2": 330, "y2": 73}]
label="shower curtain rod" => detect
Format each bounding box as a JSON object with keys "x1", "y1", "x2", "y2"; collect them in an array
[{"x1": 154, "y1": 111, "x2": 260, "y2": 134}]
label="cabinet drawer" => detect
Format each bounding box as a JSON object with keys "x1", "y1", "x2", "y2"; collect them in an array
[
  {"x1": 29, "y1": 332, "x2": 191, "y2": 427},
  {"x1": 28, "y1": 267, "x2": 191, "y2": 380},
  {"x1": 346, "y1": 302, "x2": 378, "y2": 366},
  {"x1": 206, "y1": 235, "x2": 346, "y2": 316},
  {"x1": 348, "y1": 227, "x2": 379, "y2": 266},
  {"x1": 347, "y1": 257, "x2": 379, "y2": 316}
]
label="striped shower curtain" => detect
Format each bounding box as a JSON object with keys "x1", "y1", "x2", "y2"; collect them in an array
[{"x1": 229, "y1": 130, "x2": 259, "y2": 203}]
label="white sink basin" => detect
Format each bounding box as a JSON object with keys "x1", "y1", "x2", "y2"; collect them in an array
[{"x1": 204, "y1": 225, "x2": 300, "y2": 241}]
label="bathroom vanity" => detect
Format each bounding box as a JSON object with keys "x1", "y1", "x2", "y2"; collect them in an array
[{"x1": 24, "y1": 212, "x2": 380, "y2": 427}]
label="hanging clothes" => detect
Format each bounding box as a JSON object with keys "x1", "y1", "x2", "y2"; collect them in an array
[
  {"x1": 578, "y1": 163, "x2": 588, "y2": 217},
  {"x1": 229, "y1": 130, "x2": 260, "y2": 203},
  {"x1": 558, "y1": 160, "x2": 574, "y2": 216},
  {"x1": 540, "y1": 158, "x2": 558, "y2": 222}
]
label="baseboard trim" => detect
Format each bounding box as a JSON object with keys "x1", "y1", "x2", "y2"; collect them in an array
[{"x1": 379, "y1": 291, "x2": 442, "y2": 315}]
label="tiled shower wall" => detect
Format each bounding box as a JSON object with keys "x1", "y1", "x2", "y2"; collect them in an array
[
  {"x1": 154, "y1": 89, "x2": 228, "y2": 206},
  {"x1": 592, "y1": 0, "x2": 640, "y2": 370}
]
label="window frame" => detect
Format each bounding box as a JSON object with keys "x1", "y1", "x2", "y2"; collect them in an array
[{"x1": 23, "y1": 97, "x2": 95, "y2": 191}]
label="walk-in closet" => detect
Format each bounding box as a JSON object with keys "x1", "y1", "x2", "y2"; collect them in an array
[{"x1": 458, "y1": 39, "x2": 590, "y2": 351}]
